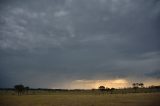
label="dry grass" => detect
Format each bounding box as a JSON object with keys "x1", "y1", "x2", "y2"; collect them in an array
[{"x1": 0, "y1": 93, "x2": 160, "y2": 106}]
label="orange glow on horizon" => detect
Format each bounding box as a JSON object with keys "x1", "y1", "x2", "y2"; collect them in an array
[
  {"x1": 69, "y1": 79, "x2": 129, "y2": 89},
  {"x1": 51, "y1": 79, "x2": 160, "y2": 89}
]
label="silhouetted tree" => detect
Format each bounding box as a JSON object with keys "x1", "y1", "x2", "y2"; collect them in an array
[
  {"x1": 132, "y1": 83, "x2": 144, "y2": 93},
  {"x1": 14, "y1": 84, "x2": 25, "y2": 95},
  {"x1": 110, "y1": 88, "x2": 115, "y2": 94},
  {"x1": 132, "y1": 83, "x2": 139, "y2": 92},
  {"x1": 98, "y1": 86, "x2": 105, "y2": 92},
  {"x1": 139, "y1": 83, "x2": 144, "y2": 88},
  {"x1": 149, "y1": 85, "x2": 160, "y2": 89},
  {"x1": 105, "y1": 87, "x2": 110, "y2": 92},
  {"x1": 91, "y1": 88, "x2": 96, "y2": 91}
]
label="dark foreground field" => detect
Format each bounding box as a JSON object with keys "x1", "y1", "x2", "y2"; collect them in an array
[{"x1": 0, "y1": 93, "x2": 160, "y2": 106}]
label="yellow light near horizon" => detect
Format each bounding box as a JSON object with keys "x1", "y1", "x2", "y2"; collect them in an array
[
  {"x1": 94, "y1": 79, "x2": 129, "y2": 88},
  {"x1": 70, "y1": 79, "x2": 129, "y2": 89},
  {"x1": 143, "y1": 79, "x2": 160, "y2": 87},
  {"x1": 51, "y1": 78, "x2": 160, "y2": 89}
]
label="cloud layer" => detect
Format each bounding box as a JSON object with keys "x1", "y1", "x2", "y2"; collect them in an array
[{"x1": 0, "y1": 0, "x2": 160, "y2": 88}]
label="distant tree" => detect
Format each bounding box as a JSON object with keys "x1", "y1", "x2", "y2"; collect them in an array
[
  {"x1": 133, "y1": 83, "x2": 145, "y2": 93},
  {"x1": 132, "y1": 83, "x2": 138, "y2": 93},
  {"x1": 110, "y1": 88, "x2": 115, "y2": 94},
  {"x1": 14, "y1": 84, "x2": 25, "y2": 95},
  {"x1": 105, "y1": 87, "x2": 110, "y2": 92},
  {"x1": 149, "y1": 85, "x2": 160, "y2": 89},
  {"x1": 91, "y1": 88, "x2": 96, "y2": 91},
  {"x1": 98, "y1": 86, "x2": 105, "y2": 92},
  {"x1": 139, "y1": 83, "x2": 144, "y2": 88}
]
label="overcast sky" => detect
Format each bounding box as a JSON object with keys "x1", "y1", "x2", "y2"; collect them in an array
[{"x1": 0, "y1": 0, "x2": 160, "y2": 88}]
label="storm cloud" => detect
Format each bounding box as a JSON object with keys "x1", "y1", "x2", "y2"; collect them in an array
[{"x1": 0, "y1": 0, "x2": 160, "y2": 88}]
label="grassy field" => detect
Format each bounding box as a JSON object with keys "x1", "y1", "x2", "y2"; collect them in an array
[{"x1": 0, "y1": 93, "x2": 160, "y2": 106}]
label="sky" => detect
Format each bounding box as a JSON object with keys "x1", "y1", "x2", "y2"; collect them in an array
[{"x1": 0, "y1": 0, "x2": 160, "y2": 89}]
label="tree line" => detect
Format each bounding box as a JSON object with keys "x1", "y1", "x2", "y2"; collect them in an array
[
  {"x1": 14, "y1": 84, "x2": 29, "y2": 95},
  {"x1": 12, "y1": 83, "x2": 160, "y2": 95}
]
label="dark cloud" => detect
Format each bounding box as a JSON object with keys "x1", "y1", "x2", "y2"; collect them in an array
[
  {"x1": 145, "y1": 70, "x2": 160, "y2": 79},
  {"x1": 0, "y1": 0, "x2": 160, "y2": 88}
]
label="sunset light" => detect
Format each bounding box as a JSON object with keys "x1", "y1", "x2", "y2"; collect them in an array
[
  {"x1": 69, "y1": 79, "x2": 129, "y2": 89},
  {"x1": 0, "y1": 0, "x2": 160, "y2": 105}
]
